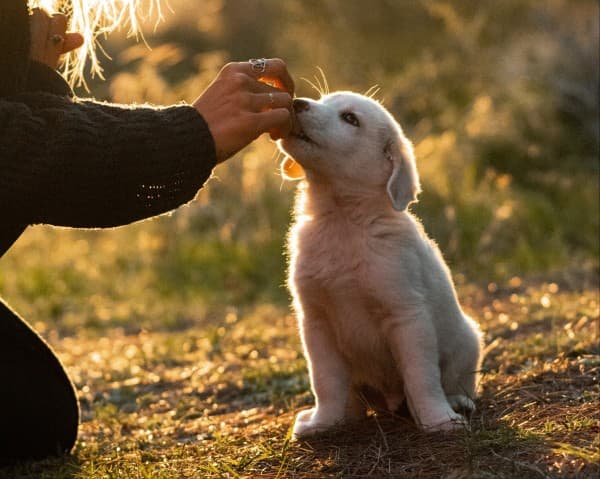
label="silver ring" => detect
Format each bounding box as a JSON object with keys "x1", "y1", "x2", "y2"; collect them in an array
[
  {"x1": 249, "y1": 58, "x2": 267, "y2": 73},
  {"x1": 49, "y1": 34, "x2": 64, "y2": 46}
]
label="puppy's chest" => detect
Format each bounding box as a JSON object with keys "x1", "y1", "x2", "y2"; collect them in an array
[
  {"x1": 292, "y1": 217, "x2": 375, "y2": 289},
  {"x1": 291, "y1": 217, "x2": 395, "y2": 383}
]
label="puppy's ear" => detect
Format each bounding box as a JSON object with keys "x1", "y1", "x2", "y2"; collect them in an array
[
  {"x1": 281, "y1": 156, "x2": 305, "y2": 180},
  {"x1": 385, "y1": 136, "x2": 421, "y2": 211}
]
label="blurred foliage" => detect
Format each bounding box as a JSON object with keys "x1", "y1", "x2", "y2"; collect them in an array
[{"x1": 3, "y1": 0, "x2": 599, "y2": 319}]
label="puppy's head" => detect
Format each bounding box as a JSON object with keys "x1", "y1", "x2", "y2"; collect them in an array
[{"x1": 279, "y1": 92, "x2": 420, "y2": 211}]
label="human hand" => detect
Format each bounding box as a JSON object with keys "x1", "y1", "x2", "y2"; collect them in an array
[
  {"x1": 192, "y1": 58, "x2": 295, "y2": 163},
  {"x1": 30, "y1": 8, "x2": 84, "y2": 70}
]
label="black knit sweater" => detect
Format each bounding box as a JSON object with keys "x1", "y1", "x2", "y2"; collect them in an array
[{"x1": 0, "y1": 1, "x2": 217, "y2": 256}]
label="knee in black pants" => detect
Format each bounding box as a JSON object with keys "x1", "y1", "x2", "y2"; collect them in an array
[{"x1": 0, "y1": 299, "x2": 79, "y2": 464}]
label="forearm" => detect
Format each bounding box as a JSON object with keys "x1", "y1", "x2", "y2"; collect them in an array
[{"x1": 0, "y1": 94, "x2": 217, "y2": 228}]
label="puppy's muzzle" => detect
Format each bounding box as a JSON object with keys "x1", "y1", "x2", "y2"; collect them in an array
[
  {"x1": 290, "y1": 99, "x2": 314, "y2": 143},
  {"x1": 293, "y1": 98, "x2": 311, "y2": 113}
]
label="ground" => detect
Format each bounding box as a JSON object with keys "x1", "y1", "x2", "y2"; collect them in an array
[{"x1": 0, "y1": 265, "x2": 598, "y2": 478}]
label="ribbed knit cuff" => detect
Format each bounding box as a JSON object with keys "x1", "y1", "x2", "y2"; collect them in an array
[{"x1": 125, "y1": 103, "x2": 218, "y2": 221}]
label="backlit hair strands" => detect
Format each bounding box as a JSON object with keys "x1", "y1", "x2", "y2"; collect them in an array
[{"x1": 28, "y1": 0, "x2": 164, "y2": 89}]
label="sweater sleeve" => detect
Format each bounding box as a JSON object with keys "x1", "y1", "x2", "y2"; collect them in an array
[{"x1": 0, "y1": 93, "x2": 217, "y2": 228}]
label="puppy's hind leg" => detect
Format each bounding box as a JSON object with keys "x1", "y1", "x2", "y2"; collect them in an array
[
  {"x1": 293, "y1": 315, "x2": 358, "y2": 439},
  {"x1": 443, "y1": 320, "x2": 482, "y2": 415}
]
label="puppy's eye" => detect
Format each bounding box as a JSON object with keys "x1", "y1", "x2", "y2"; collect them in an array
[{"x1": 341, "y1": 112, "x2": 360, "y2": 127}]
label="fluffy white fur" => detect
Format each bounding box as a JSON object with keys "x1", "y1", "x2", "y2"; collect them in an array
[{"x1": 278, "y1": 92, "x2": 483, "y2": 438}]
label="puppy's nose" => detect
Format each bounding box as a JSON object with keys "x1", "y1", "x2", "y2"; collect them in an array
[{"x1": 293, "y1": 99, "x2": 310, "y2": 113}]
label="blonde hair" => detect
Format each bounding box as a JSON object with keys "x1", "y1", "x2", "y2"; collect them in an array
[{"x1": 28, "y1": 0, "x2": 164, "y2": 89}]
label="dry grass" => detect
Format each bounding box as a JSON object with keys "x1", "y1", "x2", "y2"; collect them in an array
[
  {"x1": 2, "y1": 1, "x2": 597, "y2": 476},
  {"x1": 0, "y1": 265, "x2": 597, "y2": 479}
]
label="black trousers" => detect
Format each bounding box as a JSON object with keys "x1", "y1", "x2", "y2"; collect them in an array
[{"x1": 0, "y1": 299, "x2": 79, "y2": 464}]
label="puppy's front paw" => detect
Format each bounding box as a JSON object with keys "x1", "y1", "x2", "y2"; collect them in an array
[
  {"x1": 292, "y1": 408, "x2": 339, "y2": 439},
  {"x1": 417, "y1": 405, "x2": 469, "y2": 432},
  {"x1": 422, "y1": 411, "x2": 468, "y2": 432},
  {"x1": 292, "y1": 408, "x2": 318, "y2": 438},
  {"x1": 447, "y1": 394, "x2": 476, "y2": 414}
]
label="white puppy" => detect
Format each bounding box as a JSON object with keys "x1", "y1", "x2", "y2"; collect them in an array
[{"x1": 278, "y1": 92, "x2": 483, "y2": 438}]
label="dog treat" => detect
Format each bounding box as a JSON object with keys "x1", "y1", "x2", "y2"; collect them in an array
[{"x1": 258, "y1": 76, "x2": 285, "y2": 91}]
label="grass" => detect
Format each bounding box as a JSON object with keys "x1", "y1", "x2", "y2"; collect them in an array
[
  {"x1": 2, "y1": 1, "x2": 597, "y2": 476},
  {"x1": 0, "y1": 223, "x2": 598, "y2": 478}
]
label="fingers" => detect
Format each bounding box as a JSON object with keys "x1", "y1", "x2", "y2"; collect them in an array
[
  {"x1": 229, "y1": 58, "x2": 295, "y2": 95},
  {"x1": 192, "y1": 58, "x2": 295, "y2": 162},
  {"x1": 255, "y1": 108, "x2": 293, "y2": 140},
  {"x1": 62, "y1": 32, "x2": 84, "y2": 54},
  {"x1": 260, "y1": 58, "x2": 295, "y2": 94},
  {"x1": 51, "y1": 14, "x2": 84, "y2": 54},
  {"x1": 51, "y1": 12, "x2": 68, "y2": 34},
  {"x1": 48, "y1": 13, "x2": 68, "y2": 55},
  {"x1": 29, "y1": 8, "x2": 83, "y2": 69},
  {"x1": 29, "y1": 8, "x2": 51, "y2": 64},
  {"x1": 251, "y1": 91, "x2": 293, "y2": 113}
]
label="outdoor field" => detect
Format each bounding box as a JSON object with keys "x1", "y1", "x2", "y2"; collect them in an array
[{"x1": 0, "y1": 1, "x2": 598, "y2": 478}]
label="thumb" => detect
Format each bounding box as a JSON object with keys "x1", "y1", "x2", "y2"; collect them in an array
[
  {"x1": 61, "y1": 32, "x2": 84, "y2": 55},
  {"x1": 256, "y1": 108, "x2": 292, "y2": 140}
]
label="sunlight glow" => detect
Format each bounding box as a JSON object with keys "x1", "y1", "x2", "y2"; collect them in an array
[{"x1": 28, "y1": 0, "x2": 165, "y2": 89}]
